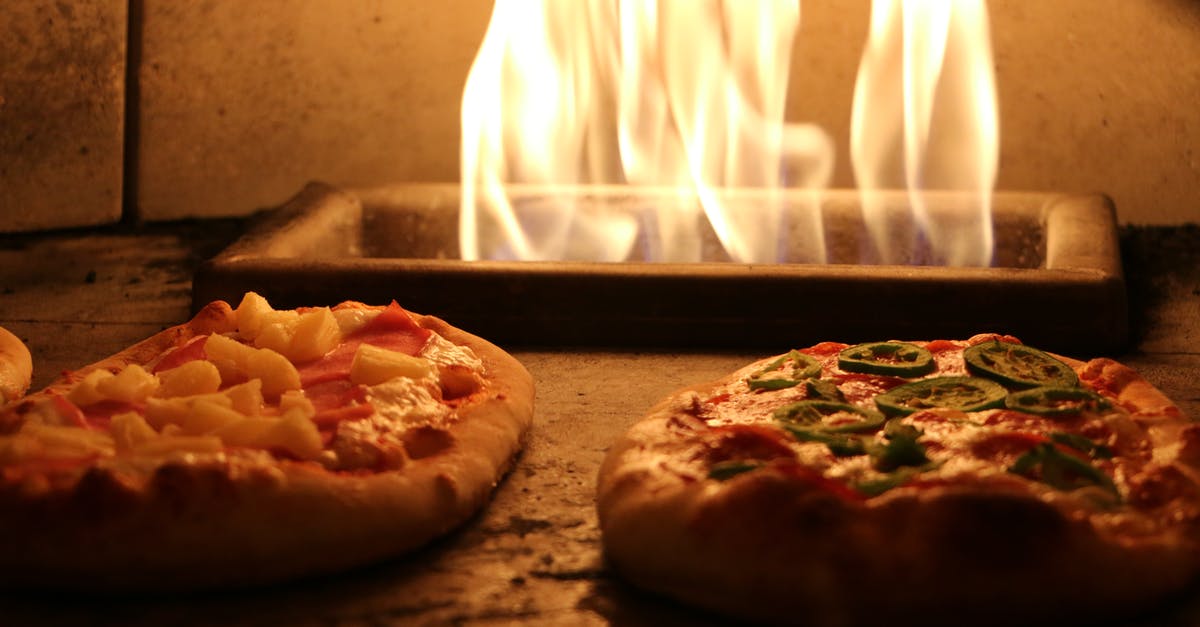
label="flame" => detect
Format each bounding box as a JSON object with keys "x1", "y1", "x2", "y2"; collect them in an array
[
  {"x1": 850, "y1": 0, "x2": 999, "y2": 266},
  {"x1": 461, "y1": 0, "x2": 998, "y2": 266},
  {"x1": 460, "y1": 0, "x2": 832, "y2": 263}
]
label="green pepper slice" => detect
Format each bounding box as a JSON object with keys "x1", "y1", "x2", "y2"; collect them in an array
[
  {"x1": 1008, "y1": 443, "x2": 1118, "y2": 496},
  {"x1": 854, "y1": 462, "x2": 942, "y2": 497},
  {"x1": 746, "y1": 350, "x2": 821, "y2": 391},
  {"x1": 874, "y1": 376, "x2": 1007, "y2": 417},
  {"x1": 784, "y1": 429, "x2": 866, "y2": 457},
  {"x1": 1005, "y1": 386, "x2": 1111, "y2": 417},
  {"x1": 774, "y1": 400, "x2": 886, "y2": 434},
  {"x1": 870, "y1": 429, "x2": 930, "y2": 472},
  {"x1": 854, "y1": 468, "x2": 920, "y2": 497},
  {"x1": 804, "y1": 378, "x2": 846, "y2": 403},
  {"x1": 1049, "y1": 432, "x2": 1113, "y2": 459},
  {"x1": 708, "y1": 460, "x2": 765, "y2": 481},
  {"x1": 963, "y1": 340, "x2": 1079, "y2": 389},
  {"x1": 837, "y1": 341, "x2": 935, "y2": 377}
]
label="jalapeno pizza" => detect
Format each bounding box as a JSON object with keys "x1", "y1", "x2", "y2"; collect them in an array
[
  {"x1": 0, "y1": 293, "x2": 533, "y2": 591},
  {"x1": 597, "y1": 334, "x2": 1197, "y2": 625}
]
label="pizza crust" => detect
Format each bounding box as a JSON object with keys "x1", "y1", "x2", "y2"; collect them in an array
[
  {"x1": 0, "y1": 325, "x2": 32, "y2": 403},
  {"x1": 597, "y1": 346, "x2": 1199, "y2": 625},
  {"x1": 0, "y1": 301, "x2": 533, "y2": 590}
]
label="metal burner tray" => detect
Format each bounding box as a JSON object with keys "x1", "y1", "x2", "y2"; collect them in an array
[{"x1": 193, "y1": 182, "x2": 1126, "y2": 353}]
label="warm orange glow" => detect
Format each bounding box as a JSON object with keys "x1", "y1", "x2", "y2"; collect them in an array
[
  {"x1": 460, "y1": 0, "x2": 832, "y2": 263},
  {"x1": 461, "y1": 0, "x2": 998, "y2": 266},
  {"x1": 851, "y1": 0, "x2": 998, "y2": 266}
]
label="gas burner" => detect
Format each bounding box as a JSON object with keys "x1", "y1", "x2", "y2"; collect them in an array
[{"x1": 194, "y1": 182, "x2": 1125, "y2": 352}]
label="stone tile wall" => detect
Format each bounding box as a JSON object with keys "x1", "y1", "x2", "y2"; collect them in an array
[
  {"x1": 0, "y1": 0, "x2": 126, "y2": 231},
  {"x1": 0, "y1": 0, "x2": 1197, "y2": 232},
  {"x1": 135, "y1": 0, "x2": 491, "y2": 221}
]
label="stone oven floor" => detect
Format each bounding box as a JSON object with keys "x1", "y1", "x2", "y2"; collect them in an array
[{"x1": 0, "y1": 219, "x2": 1195, "y2": 626}]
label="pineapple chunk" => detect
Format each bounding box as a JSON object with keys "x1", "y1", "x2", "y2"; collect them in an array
[
  {"x1": 204, "y1": 333, "x2": 259, "y2": 383},
  {"x1": 234, "y1": 291, "x2": 274, "y2": 340},
  {"x1": 244, "y1": 348, "x2": 301, "y2": 398},
  {"x1": 144, "y1": 393, "x2": 233, "y2": 430},
  {"x1": 178, "y1": 399, "x2": 244, "y2": 435},
  {"x1": 156, "y1": 360, "x2": 221, "y2": 398},
  {"x1": 203, "y1": 333, "x2": 299, "y2": 399},
  {"x1": 211, "y1": 410, "x2": 322, "y2": 460},
  {"x1": 288, "y1": 308, "x2": 342, "y2": 361},
  {"x1": 265, "y1": 410, "x2": 323, "y2": 460},
  {"x1": 21, "y1": 423, "x2": 115, "y2": 457},
  {"x1": 131, "y1": 435, "x2": 224, "y2": 457},
  {"x1": 144, "y1": 380, "x2": 267, "y2": 432},
  {"x1": 247, "y1": 308, "x2": 339, "y2": 363},
  {"x1": 232, "y1": 292, "x2": 341, "y2": 362},
  {"x1": 223, "y1": 379, "x2": 265, "y2": 416},
  {"x1": 66, "y1": 370, "x2": 115, "y2": 406},
  {"x1": 68, "y1": 365, "x2": 159, "y2": 406},
  {"x1": 211, "y1": 416, "x2": 275, "y2": 448},
  {"x1": 111, "y1": 411, "x2": 159, "y2": 453},
  {"x1": 253, "y1": 310, "x2": 300, "y2": 355},
  {"x1": 96, "y1": 365, "x2": 160, "y2": 403},
  {"x1": 350, "y1": 344, "x2": 434, "y2": 386},
  {"x1": 279, "y1": 389, "x2": 315, "y2": 417}
]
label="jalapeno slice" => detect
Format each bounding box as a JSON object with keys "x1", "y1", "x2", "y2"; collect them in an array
[
  {"x1": 837, "y1": 341, "x2": 935, "y2": 377},
  {"x1": 773, "y1": 400, "x2": 886, "y2": 434},
  {"x1": 1005, "y1": 386, "x2": 1111, "y2": 417},
  {"x1": 746, "y1": 350, "x2": 821, "y2": 391},
  {"x1": 874, "y1": 376, "x2": 1007, "y2": 417},
  {"x1": 785, "y1": 430, "x2": 866, "y2": 457},
  {"x1": 1009, "y1": 443, "x2": 1118, "y2": 496},
  {"x1": 870, "y1": 429, "x2": 930, "y2": 472},
  {"x1": 708, "y1": 460, "x2": 765, "y2": 481},
  {"x1": 963, "y1": 340, "x2": 1079, "y2": 389}
]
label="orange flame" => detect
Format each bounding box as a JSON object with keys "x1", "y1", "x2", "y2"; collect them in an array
[
  {"x1": 850, "y1": 0, "x2": 999, "y2": 266},
  {"x1": 461, "y1": 0, "x2": 998, "y2": 266},
  {"x1": 460, "y1": 0, "x2": 832, "y2": 263}
]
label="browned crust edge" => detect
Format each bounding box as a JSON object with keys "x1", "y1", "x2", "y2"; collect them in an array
[
  {"x1": 0, "y1": 325, "x2": 32, "y2": 403},
  {"x1": 0, "y1": 301, "x2": 534, "y2": 591},
  {"x1": 597, "y1": 350, "x2": 1199, "y2": 625}
]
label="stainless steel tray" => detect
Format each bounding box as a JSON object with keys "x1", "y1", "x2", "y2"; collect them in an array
[{"x1": 193, "y1": 182, "x2": 1126, "y2": 352}]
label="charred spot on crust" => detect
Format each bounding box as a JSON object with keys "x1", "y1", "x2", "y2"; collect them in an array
[
  {"x1": 403, "y1": 426, "x2": 454, "y2": 460},
  {"x1": 914, "y1": 492, "x2": 1069, "y2": 568},
  {"x1": 150, "y1": 463, "x2": 238, "y2": 516},
  {"x1": 69, "y1": 467, "x2": 141, "y2": 516}
]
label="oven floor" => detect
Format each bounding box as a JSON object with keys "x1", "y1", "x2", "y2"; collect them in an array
[{"x1": 0, "y1": 220, "x2": 1195, "y2": 625}]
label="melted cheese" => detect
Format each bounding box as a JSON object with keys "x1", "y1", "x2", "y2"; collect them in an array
[
  {"x1": 420, "y1": 334, "x2": 484, "y2": 371},
  {"x1": 365, "y1": 376, "x2": 450, "y2": 427}
]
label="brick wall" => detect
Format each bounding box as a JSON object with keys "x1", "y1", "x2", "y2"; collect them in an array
[{"x1": 1, "y1": 0, "x2": 1197, "y2": 232}]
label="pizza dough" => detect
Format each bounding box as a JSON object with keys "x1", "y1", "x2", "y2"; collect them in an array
[
  {"x1": 598, "y1": 335, "x2": 1198, "y2": 625},
  {"x1": 0, "y1": 325, "x2": 31, "y2": 403},
  {"x1": 0, "y1": 294, "x2": 534, "y2": 591}
]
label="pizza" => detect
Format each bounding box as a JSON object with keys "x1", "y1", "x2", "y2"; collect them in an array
[
  {"x1": 597, "y1": 334, "x2": 1197, "y2": 625},
  {"x1": 0, "y1": 325, "x2": 31, "y2": 403},
  {"x1": 0, "y1": 292, "x2": 534, "y2": 591}
]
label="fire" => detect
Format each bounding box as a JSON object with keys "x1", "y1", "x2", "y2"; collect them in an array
[
  {"x1": 460, "y1": 0, "x2": 998, "y2": 267},
  {"x1": 851, "y1": 0, "x2": 998, "y2": 266}
]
